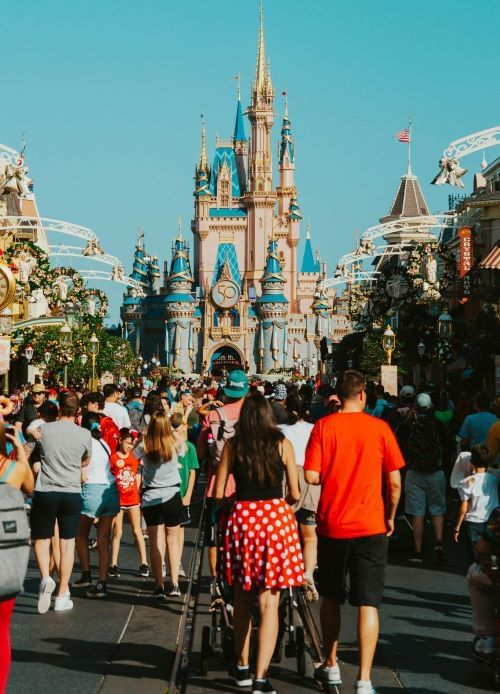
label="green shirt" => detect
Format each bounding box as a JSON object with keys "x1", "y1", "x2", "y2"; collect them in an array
[{"x1": 178, "y1": 441, "x2": 199, "y2": 497}]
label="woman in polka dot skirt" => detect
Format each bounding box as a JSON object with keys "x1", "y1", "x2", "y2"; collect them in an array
[{"x1": 215, "y1": 392, "x2": 304, "y2": 694}]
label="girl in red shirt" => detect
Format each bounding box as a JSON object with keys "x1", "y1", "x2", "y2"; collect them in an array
[{"x1": 109, "y1": 429, "x2": 149, "y2": 577}]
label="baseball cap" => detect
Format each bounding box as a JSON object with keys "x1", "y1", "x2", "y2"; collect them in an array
[
  {"x1": 274, "y1": 383, "x2": 287, "y2": 401},
  {"x1": 399, "y1": 385, "x2": 416, "y2": 399},
  {"x1": 32, "y1": 384, "x2": 46, "y2": 394},
  {"x1": 223, "y1": 370, "x2": 249, "y2": 399},
  {"x1": 416, "y1": 392, "x2": 432, "y2": 411}
]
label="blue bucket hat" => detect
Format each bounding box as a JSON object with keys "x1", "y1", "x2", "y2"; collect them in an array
[{"x1": 223, "y1": 370, "x2": 249, "y2": 399}]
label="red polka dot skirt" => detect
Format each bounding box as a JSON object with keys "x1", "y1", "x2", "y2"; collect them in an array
[{"x1": 224, "y1": 498, "x2": 305, "y2": 591}]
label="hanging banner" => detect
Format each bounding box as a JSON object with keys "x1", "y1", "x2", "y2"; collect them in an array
[
  {"x1": 0, "y1": 339, "x2": 10, "y2": 375},
  {"x1": 458, "y1": 227, "x2": 473, "y2": 301}
]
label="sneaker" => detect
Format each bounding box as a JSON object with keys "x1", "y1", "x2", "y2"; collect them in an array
[
  {"x1": 408, "y1": 552, "x2": 423, "y2": 564},
  {"x1": 153, "y1": 587, "x2": 167, "y2": 601},
  {"x1": 355, "y1": 680, "x2": 376, "y2": 693},
  {"x1": 167, "y1": 583, "x2": 181, "y2": 597},
  {"x1": 137, "y1": 564, "x2": 150, "y2": 577},
  {"x1": 304, "y1": 573, "x2": 319, "y2": 602},
  {"x1": 53, "y1": 594, "x2": 74, "y2": 612},
  {"x1": 230, "y1": 664, "x2": 253, "y2": 688},
  {"x1": 37, "y1": 576, "x2": 56, "y2": 614},
  {"x1": 86, "y1": 581, "x2": 107, "y2": 598},
  {"x1": 434, "y1": 541, "x2": 445, "y2": 563},
  {"x1": 108, "y1": 565, "x2": 120, "y2": 578},
  {"x1": 178, "y1": 563, "x2": 186, "y2": 578},
  {"x1": 162, "y1": 562, "x2": 167, "y2": 578},
  {"x1": 252, "y1": 679, "x2": 276, "y2": 694},
  {"x1": 314, "y1": 662, "x2": 342, "y2": 685},
  {"x1": 474, "y1": 635, "x2": 495, "y2": 655},
  {"x1": 73, "y1": 572, "x2": 92, "y2": 588},
  {"x1": 88, "y1": 537, "x2": 97, "y2": 550}
]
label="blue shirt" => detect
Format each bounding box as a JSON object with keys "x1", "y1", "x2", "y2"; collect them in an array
[
  {"x1": 372, "y1": 398, "x2": 389, "y2": 418},
  {"x1": 459, "y1": 412, "x2": 497, "y2": 447}
]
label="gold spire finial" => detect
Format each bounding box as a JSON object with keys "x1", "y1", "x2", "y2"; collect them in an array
[
  {"x1": 255, "y1": 0, "x2": 266, "y2": 92},
  {"x1": 177, "y1": 217, "x2": 183, "y2": 241},
  {"x1": 199, "y1": 115, "x2": 207, "y2": 171}
]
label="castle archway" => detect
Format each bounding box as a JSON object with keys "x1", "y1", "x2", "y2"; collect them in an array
[{"x1": 209, "y1": 344, "x2": 244, "y2": 375}]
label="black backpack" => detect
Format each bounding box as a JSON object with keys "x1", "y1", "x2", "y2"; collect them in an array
[{"x1": 405, "y1": 415, "x2": 443, "y2": 473}]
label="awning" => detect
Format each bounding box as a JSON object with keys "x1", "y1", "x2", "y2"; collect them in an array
[{"x1": 480, "y1": 242, "x2": 500, "y2": 269}]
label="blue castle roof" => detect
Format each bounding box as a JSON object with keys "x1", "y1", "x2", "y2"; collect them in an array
[
  {"x1": 234, "y1": 99, "x2": 247, "y2": 142},
  {"x1": 301, "y1": 236, "x2": 316, "y2": 273},
  {"x1": 209, "y1": 147, "x2": 241, "y2": 197},
  {"x1": 212, "y1": 242, "x2": 241, "y2": 285},
  {"x1": 279, "y1": 114, "x2": 294, "y2": 164}
]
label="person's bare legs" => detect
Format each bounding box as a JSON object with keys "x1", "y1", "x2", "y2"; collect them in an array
[
  {"x1": 128, "y1": 507, "x2": 148, "y2": 565},
  {"x1": 148, "y1": 525, "x2": 163, "y2": 588},
  {"x1": 165, "y1": 525, "x2": 180, "y2": 586},
  {"x1": 208, "y1": 546, "x2": 217, "y2": 578},
  {"x1": 96, "y1": 516, "x2": 114, "y2": 581},
  {"x1": 178, "y1": 525, "x2": 185, "y2": 567},
  {"x1": 411, "y1": 515, "x2": 424, "y2": 553},
  {"x1": 57, "y1": 538, "x2": 76, "y2": 596},
  {"x1": 358, "y1": 606, "x2": 379, "y2": 682},
  {"x1": 233, "y1": 583, "x2": 253, "y2": 666},
  {"x1": 255, "y1": 588, "x2": 280, "y2": 680},
  {"x1": 76, "y1": 515, "x2": 94, "y2": 572},
  {"x1": 34, "y1": 539, "x2": 51, "y2": 580},
  {"x1": 300, "y1": 523, "x2": 318, "y2": 576},
  {"x1": 110, "y1": 511, "x2": 123, "y2": 566},
  {"x1": 431, "y1": 514, "x2": 444, "y2": 544},
  {"x1": 320, "y1": 597, "x2": 341, "y2": 666},
  {"x1": 49, "y1": 521, "x2": 60, "y2": 579}
]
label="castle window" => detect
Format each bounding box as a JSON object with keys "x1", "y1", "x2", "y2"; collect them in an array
[{"x1": 220, "y1": 180, "x2": 230, "y2": 207}]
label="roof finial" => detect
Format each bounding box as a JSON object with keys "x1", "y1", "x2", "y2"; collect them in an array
[
  {"x1": 481, "y1": 151, "x2": 488, "y2": 170},
  {"x1": 283, "y1": 89, "x2": 288, "y2": 119},
  {"x1": 199, "y1": 114, "x2": 207, "y2": 171},
  {"x1": 306, "y1": 220, "x2": 311, "y2": 240},
  {"x1": 235, "y1": 72, "x2": 241, "y2": 101},
  {"x1": 137, "y1": 225, "x2": 144, "y2": 248},
  {"x1": 255, "y1": 0, "x2": 266, "y2": 92},
  {"x1": 177, "y1": 216, "x2": 183, "y2": 240}
]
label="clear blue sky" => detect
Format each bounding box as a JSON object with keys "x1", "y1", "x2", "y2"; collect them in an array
[{"x1": 3, "y1": 0, "x2": 500, "y2": 322}]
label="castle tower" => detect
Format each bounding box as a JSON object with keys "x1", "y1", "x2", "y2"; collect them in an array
[
  {"x1": 243, "y1": 2, "x2": 277, "y2": 292},
  {"x1": 164, "y1": 233, "x2": 196, "y2": 373},
  {"x1": 148, "y1": 254, "x2": 161, "y2": 294},
  {"x1": 193, "y1": 120, "x2": 211, "y2": 286},
  {"x1": 130, "y1": 228, "x2": 150, "y2": 291},
  {"x1": 255, "y1": 236, "x2": 289, "y2": 373},
  {"x1": 233, "y1": 90, "x2": 247, "y2": 195}
]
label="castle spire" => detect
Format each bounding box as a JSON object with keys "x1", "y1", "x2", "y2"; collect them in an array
[
  {"x1": 233, "y1": 94, "x2": 247, "y2": 143},
  {"x1": 279, "y1": 93, "x2": 294, "y2": 166},
  {"x1": 199, "y1": 116, "x2": 208, "y2": 172},
  {"x1": 255, "y1": 0, "x2": 266, "y2": 94}
]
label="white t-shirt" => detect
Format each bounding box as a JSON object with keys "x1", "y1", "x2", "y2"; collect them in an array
[
  {"x1": 279, "y1": 421, "x2": 314, "y2": 467},
  {"x1": 86, "y1": 438, "x2": 115, "y2": 485},
  {"x1": 103, "y1": 401, "x2": 131, "y2": 429},
  {"x1": 450, "y1": 452, "x2": 472, "y2": 489},
  {"x1": 458, "y1": 470, "x2": 499, "y2": 523}
]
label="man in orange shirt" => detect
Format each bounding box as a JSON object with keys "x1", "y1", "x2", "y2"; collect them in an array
[{"x1": 304, "y1": 370, "x2": 404, "y2": 694}]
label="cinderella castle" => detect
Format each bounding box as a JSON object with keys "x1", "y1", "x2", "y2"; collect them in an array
[{"x1": 121, "y1": 6, "x2": 333, "y2": 375}]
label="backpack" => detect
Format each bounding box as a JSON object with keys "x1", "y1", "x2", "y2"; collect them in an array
[
  {"x1": 206, "y1": 407, "x2": 238, "y2": 498},
  {"x1": 100, "y1": 416, "x2": 120, "y2": 454},
  {"x1": 127, "y1": 404, "x2": 145, "y2": 434},
  {"x1": 404, "y1": 415, "x2": 443, "y2": 473},
  {"x1": 0, "y1": 461, "x2": 30, "y2": 598}
]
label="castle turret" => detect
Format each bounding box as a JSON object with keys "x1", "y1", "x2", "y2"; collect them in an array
[
  {"x1": 255, "y1": 236, "x2": 289, "y2": 373},
  {"x1": 233, "y1": 90, "x2": 247, "y2": 195},
  {"x1": 148, "y1": 254, "x2": 161, "y2": 294},
  {"x1": 164, "y1": 233, "x2": 196, "y2": 373},
  {"x1": 277, "y1": 95, "x2": 295, "y2": 207}
]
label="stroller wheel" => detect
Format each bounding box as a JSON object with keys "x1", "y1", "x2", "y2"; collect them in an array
[
  {"x1": 296, "y1": 626, "x2": 306, "y2": 677},
  {"x1": 200, "y1": 625, "x2": 210, "y2": 676}
]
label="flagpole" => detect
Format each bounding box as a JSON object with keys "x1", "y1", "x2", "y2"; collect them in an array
[{"x1": 408, "y1": 114, "x2": 412, "y2": 175}]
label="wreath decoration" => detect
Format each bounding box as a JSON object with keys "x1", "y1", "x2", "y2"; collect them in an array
[
  {"x1": 4, "y1": 240, "x2": 51, "y2": 292},
  {"x1": 350, "y1": 241, "x2": 458, "y2": 327},
  {"x1": 79, "y1": 288, "x2": 109, "y2": 321}
]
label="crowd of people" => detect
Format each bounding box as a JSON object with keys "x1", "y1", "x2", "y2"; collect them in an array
[{"x1": 0, "y1": 368, "x2": 499, "y2": 693}]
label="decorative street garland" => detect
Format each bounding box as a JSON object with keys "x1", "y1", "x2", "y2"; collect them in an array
[{"x1": 350, "y1": 241, "x2": 458, "y2": 328}]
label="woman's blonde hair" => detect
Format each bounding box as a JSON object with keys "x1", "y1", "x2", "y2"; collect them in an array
[{"x1": 143, "y1": 411, "x2": 175, "y2": 463}]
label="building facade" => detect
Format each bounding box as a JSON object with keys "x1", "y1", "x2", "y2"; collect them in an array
[{"x1": 121, "y1": 9, "x2": 332, "y2": 375}]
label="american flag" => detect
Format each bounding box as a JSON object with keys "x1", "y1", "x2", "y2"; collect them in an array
[{"x1": 395, "y1": 128, "x2": 411, "y2": 143}]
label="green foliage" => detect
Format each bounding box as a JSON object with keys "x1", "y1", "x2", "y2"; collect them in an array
[{"x1": 336, "y1": 329, "x2": 406, "y2": 381}]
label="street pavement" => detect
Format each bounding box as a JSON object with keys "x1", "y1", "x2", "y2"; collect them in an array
[{"x1": 7, "y1": 512, "x2": 496, "y2": 693}]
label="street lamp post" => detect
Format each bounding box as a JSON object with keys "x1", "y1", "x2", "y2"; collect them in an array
[
  {"x1": 382, "y1": 325, "x2": 396, "y2": 366},
  {"x1": 437, "y1": 308, "x2": 454, "y2": 388},
  {"x1": 59, "y1": 323, "x2": 72, "y2": 388},
  {"x1": 89, "y1": 333, "x2": 99, "y2": 390},
  {"x1": 24, "y1": 344, "x2": 34, "y2": 363}
]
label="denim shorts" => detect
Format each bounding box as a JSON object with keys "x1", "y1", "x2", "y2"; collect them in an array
[
  {"x1": 296, "y1": 507, "x2": 317, "y2": 526},
  {"x1": 81, "y1": 483, "x2": 120, "y2": 519},
  {"x1": 405, "y1": 469, "x2": 446, "y2": 516}
]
